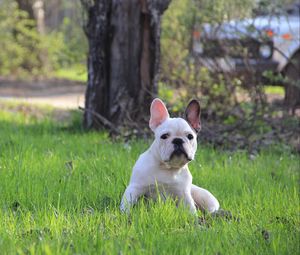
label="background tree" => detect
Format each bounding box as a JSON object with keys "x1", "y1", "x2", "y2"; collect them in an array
[
  {"x1": 16, "y1": 0, "x2": 45, "y2": 33},
  {"x1": 80, "y1": 0, "x2": 171, "y2": 130}
]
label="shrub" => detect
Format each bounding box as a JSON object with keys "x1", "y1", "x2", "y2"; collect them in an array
[
  {"x1": 0, "y1": 1, "x2": 41, "y2": 77},
  {"x1": 0, "y1": 0, "x2": 87, "y2": 79},
  {"x1": 160, "y1": 0, "x2": 256, "y2": 118}
]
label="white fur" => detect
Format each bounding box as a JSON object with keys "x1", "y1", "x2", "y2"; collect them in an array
[{"x1": 120, "y1": 99, "x2": 219, "y2": 214}]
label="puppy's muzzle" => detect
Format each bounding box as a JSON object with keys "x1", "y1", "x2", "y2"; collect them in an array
[{"x1": 170, "y1": 138, "x2": 192, "y2": 161}]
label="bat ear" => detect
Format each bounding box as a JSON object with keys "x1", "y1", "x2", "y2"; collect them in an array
[
  {"x1": 185, "y1": 99, "x2": 201, "y2": 133},
  {"x1": 149, "y1": 98, "x2": 170, "y2": 131}
]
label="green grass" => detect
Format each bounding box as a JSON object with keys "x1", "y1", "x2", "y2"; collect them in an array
[
  {"x1": 54, "y1": 65, "x2": 87, "y2": 82},
  {"x1": 0, "y1": 104, "x2": 299, "y2": 254},
  {"x1": 264, "y1": 86, "x2": 285, "y2": 95}
]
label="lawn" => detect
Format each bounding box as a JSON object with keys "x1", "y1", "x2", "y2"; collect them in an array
[
  {"x1": 54, "y1": 65, "x2": 87, "y2": 82},
  {"x1": 0, "y1": 104, "x2": 299, "y2": 254}
]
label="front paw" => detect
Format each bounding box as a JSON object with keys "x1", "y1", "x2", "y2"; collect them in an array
[
  {"x1": 189, "y1": 203, "x2": 197, "y2": 214},
  {"x1": 120, "y1": 201, "x2": 130, "y2": 214}
]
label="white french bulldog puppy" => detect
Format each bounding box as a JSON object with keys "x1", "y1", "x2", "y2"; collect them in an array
[{"x1": 120, "y1": 98, "x2": 219, "y2": 214}]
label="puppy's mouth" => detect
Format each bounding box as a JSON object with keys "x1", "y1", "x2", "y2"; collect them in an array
[{"x1": 170, "y1": 147, "x2": 192, "y2": 162}]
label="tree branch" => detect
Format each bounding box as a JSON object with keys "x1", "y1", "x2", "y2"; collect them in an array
[{"x1": 79, "y1": 106, "x2": 120, "y2": 134}]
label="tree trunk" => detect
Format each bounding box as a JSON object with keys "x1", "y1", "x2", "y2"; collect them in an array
[
  {"x1": 44, "y1": 0, "x2": 62, "y2": 30},
  {"x1": 284, "y1": 51, "x2": 300, "y2": 114},
  {"x1": 81, "y1": 0, "x2": 171, "y2": 130}
]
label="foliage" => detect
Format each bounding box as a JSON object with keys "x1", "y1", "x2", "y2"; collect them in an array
[
  {"x1": 160, "y1": 0, "x2": 256, "y2": 117},
  {"x1": 0, "y1": 1, "x2": 42, "y2": 77},
  {"x1": 159, "y1": 0, "x2": 300, "y2": 151},
  {"x1": 160, "y1": 0, "x2": 299, "y2": 141},
  {"x1": 0, "y1": 0, "x2": 87, "y2": 79},
  {"x1": 264, "y1": 85, "x2": 284, "y2": 95},
  {"x1": 160, "y1": 0, "x2": 295, "y2": 109},
  {"x1": 194, "y1": 0, "x2": 254, "y2": 23},
  {"x1": 0, "y1": 105, "x2": 299, "y2": 254},
  {"x1": 49, "y1": 15, "x2": 87, "y2": 69}
]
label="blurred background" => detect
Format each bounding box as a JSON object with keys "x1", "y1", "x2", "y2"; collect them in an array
[{"x1": 0, "y1": 0, "x2": 299, "y2": 151}]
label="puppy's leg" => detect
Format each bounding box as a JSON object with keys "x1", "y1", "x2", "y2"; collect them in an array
[
  {"x1": 120, "y1": 185, "x2": 144, "y2": 213},
  {"x1": 191, "y1": 184, "x2": 219, "y2": 213},
  {"x1": 182, "y1": 190, "x2": 197, "y2": 214}
]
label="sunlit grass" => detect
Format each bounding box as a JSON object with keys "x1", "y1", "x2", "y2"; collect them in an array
[
  {"x1": 0, "y1": 104, "x2": 299, "y2": 254},
  {"x1": 54, "y1": 65, "x2": 87, "y2": 82},
  {"x1": 264, "y1": 85, "x2": 285, "y2": 95}
]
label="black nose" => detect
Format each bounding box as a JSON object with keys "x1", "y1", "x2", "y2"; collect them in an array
[{"x1": 172, "y1": 138, "x2": 184, "y2": 146}]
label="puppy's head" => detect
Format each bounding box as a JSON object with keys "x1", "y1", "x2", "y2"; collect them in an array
[{"x1": 149, "y1": 98, "x2": 201, "y2": 169}]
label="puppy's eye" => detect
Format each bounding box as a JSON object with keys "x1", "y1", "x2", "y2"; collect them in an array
[
  {"x1": 187, "y1": 134, "x2": 194, "y2": 140},
  {"x1": 160, "y1": 133, "x2": 169, "y2": 139}
]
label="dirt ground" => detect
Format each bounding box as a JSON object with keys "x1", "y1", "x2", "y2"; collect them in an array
[
  {"x1": 0, "y1": 77, "x2": 85, "y2": 109},
  {"x1": 0, "y1": 77, "x2": 286, "y2": 109}
]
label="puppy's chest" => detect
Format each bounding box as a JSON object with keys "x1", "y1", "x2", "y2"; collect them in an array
[
  {"x1": 145, "y1": 183, "x2": 183, "y2": 200},
  {"x1": 144, "y1": 170, "x2": 190, "y2": 199}
]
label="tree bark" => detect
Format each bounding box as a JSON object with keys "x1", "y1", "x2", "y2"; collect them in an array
[
  {"x1": 81, "y1": 0, "x2": 171, "y2": 130},
  {"x1": 284, "y1": 51, "x2": 300, "y2": 114}
]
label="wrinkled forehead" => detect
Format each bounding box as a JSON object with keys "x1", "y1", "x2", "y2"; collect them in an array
[{"x1": 155, "y1": 118, "x2": 194, "y2": 135}]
